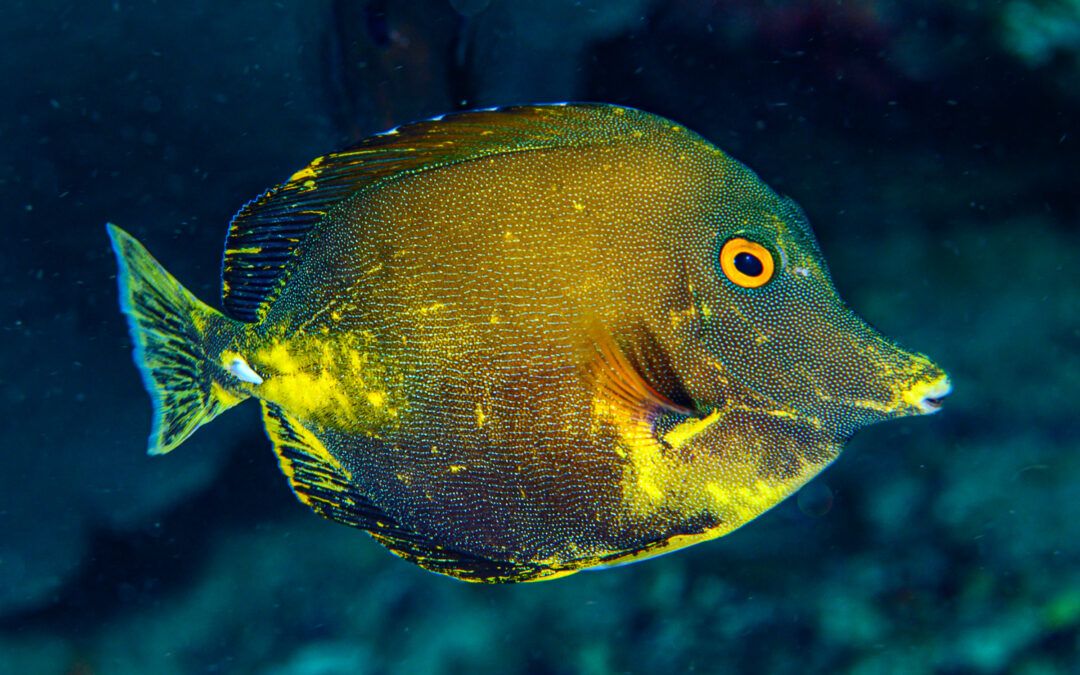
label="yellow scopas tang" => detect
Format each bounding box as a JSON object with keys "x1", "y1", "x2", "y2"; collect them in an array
[{"x1": 109, "y1": 103, "x2": 951, "y2": 582}]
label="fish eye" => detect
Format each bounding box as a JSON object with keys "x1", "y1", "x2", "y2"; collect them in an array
[{"x1": 719, "y1": 237, "x2": 774, "y2": 288}]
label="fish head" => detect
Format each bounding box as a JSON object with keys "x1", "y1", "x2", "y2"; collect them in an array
[{"x1": 683, "y1": 183, "x2": 951, "y2": 444}]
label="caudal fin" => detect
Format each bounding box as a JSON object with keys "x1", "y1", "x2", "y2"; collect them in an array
[{"x1": 107, "y1": 224, "x2": 248, "y2": 455}]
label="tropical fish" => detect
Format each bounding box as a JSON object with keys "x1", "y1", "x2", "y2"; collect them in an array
[{"x1": 108, "y1": 103, "x2": 951, "y2": 582}]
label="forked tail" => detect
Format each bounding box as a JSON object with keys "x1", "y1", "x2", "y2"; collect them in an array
[{"x1": 107, "y1": 224, "x2": 248, "y2": 454}]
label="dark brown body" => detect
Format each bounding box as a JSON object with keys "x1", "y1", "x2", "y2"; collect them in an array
[{"x1": 111, "y1": 105, "x2": 950, "y2": 581}]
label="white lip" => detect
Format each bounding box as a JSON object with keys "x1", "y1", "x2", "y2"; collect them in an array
[{"x1": 909, "y1": 375, "x2": 952, "y2": 415}]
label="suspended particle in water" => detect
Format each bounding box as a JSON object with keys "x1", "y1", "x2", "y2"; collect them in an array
[
  {"x1": 449, "y1": 0, "x2": 492, "y2": 17},
  {"x1": 797, "y1": 481, "x2": 834, "y2": 517}
]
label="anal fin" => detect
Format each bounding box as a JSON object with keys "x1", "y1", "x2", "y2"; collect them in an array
[
  {"x1": 260, "y1": 402, "x2": 563, "y2": 582},
  {"x1": 261, "y1": 401, "x2": 379, "y2": 529}
]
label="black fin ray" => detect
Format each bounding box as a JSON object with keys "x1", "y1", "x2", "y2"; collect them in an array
[
  {"x1": 260, "y1": 402, "x2": 560, "y2": 582},
  {"x1": 220, "y1": 103, "x2": 661, "y2": 322}
]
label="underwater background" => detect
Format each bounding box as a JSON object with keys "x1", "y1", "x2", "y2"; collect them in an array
[{"x1": 2, "y1": 0, "x2": 1078, "y2": 673}]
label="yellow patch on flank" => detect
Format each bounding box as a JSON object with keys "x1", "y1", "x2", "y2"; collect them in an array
[
  {"x1": 254, "y1": 341, "x2": 353, "y2": 420},
  {"x1": 475, "y1": 402, "x2": 487, "y2": 428},
  {"x1": 606, "y1": 394, "x2": 826, "y2": 555},
  {"x1": 614, "y1": 437, "x2": 821, "y2": 566},
  {"x1": 661, "y1": 410, "x2": 722, "y2": 450},
  {"x1": 257, "y1": 341, "x2": 301, "y2": 373},
  {"x1": 609, "y1": 424, "x2": 669, "y2": 509},
  {"x1": 366, "y1": 391, "x2": 385, "y2": 408},
  {"x1": 347, "y1": 350, "x2": 369, "y2": 379},
  {"x1": 251, "y1": 332, "x2": 404, "y2": 434},
  {"x1": 413, "y1": 302, "x2": 445, "y2": 316}
]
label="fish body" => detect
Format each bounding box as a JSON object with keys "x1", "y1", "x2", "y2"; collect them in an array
[{"x1": 109, "y1": 104, "x2": 950, "y2": 582}]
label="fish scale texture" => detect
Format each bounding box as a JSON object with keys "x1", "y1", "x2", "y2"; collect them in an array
[{"x1": 111, "y1": 104, "x2": 947, "y2": 581}]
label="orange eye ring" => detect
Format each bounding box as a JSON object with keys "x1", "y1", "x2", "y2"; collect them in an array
[{"x1": 719, "y1": 237, "x2": 775, "y2": 288}]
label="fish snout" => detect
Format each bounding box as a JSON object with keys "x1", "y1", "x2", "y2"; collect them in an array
[{"x1": 900, "y1": 372, "x2": 952, "y2": 415}]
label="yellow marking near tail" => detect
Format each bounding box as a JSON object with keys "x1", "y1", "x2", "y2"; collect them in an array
[{"x1": 254, "y1": 341, "x2": 354, "y2": 420}]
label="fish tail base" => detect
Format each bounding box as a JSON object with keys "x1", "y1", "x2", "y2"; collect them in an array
[{"x1": 108, "y1": 224, "x2": 248, "y2": 455}]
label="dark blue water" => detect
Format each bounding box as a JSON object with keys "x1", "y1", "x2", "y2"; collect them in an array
[{"x1": 3, "y1": 1, "x2": 1078, "y2": 673}]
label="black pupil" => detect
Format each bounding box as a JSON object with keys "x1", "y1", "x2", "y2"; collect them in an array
[{"x1": 733, "y1": 251, "x2": 764, "y2": 277}]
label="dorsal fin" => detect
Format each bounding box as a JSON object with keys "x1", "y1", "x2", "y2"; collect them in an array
[
  {"x1": 260, "y1": 402, "x2": 570, "y2": 582},
  {"x1": 221, "y1": 103, "x2": 662, "y2": 321}
]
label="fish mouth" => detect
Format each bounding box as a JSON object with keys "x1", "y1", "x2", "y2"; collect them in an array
[{"x1": 902, "y1": 374, "x2": 952, "y2": 415}]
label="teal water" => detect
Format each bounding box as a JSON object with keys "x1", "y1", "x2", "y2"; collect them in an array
[{"x1": 2, "y1": 1, "x2": 1077, "y2": 673}]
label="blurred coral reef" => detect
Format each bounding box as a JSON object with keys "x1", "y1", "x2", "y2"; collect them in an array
[{"x1": 1, "y1": 0, "x2": 1077, "y2": 673}]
